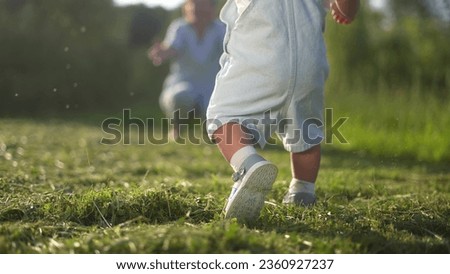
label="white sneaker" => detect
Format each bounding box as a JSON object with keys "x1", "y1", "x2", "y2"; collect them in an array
[
  {"x1": 282, "y1": 192, "x2": 316, "y2": 206},
  {"x1": 224, "y1": 154, "x2": 278, "y2": 223}
]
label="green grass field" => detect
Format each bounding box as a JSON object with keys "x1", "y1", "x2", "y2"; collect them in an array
[{"x1": 0, "y1": 91, "x2": 449, "y2": 254}]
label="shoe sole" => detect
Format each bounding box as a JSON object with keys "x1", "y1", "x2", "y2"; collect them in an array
[{"x1": 225, "y1": 161, "x2": 278, "y2": 223}]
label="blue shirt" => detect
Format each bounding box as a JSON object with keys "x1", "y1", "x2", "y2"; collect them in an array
[{"x1": 163, "y1": 18, "x2": 226, "y2": 109}]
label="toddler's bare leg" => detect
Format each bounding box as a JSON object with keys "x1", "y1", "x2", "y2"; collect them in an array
[
  {"x1": 291, "y1": 145, "x2": 321, "y2": 182},
  {"x1": 283, "y1": 145, "x2": 321, "y2": 206},
  {"x1": 213, "y1": 122, "x2": 277, "y2": 223},
  {"x1": 212, "y1": 123, "x2": 254, "y2": 162}
]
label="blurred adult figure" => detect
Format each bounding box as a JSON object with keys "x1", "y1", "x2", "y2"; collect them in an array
[{"x1": 148, "y1": 0, "x2": 225, "y2": 140}]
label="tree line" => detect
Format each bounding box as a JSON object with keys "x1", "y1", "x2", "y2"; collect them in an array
[{"x1": 0, "y1": 0, "x2": 448, "y2": 116}]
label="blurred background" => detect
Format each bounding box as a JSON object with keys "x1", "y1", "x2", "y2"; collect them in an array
[
  {"x1": 0, "y1": 0, "x2": 448, "y2": 116},
  {"x1": 1, "y1": 1, "x2": 450, "y2": 256},
  {"x1": 0, "y1": 0, "x2": 449, "y2": 162}
]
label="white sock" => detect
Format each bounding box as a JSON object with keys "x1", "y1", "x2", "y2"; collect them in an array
[
  {"x1": 289, "y1": 178, "x2": 315, "y2": 194},
  {"x1": 229, "y1": 146, "x2": 257, "y2": 172}
]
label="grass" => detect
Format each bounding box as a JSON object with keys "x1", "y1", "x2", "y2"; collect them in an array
[
  {"x1": 325, "y1": 89, "x2": 450, "y2": 162},
  {"x1": 0, "y1": 90, "x2": 449, "y2": 254}
]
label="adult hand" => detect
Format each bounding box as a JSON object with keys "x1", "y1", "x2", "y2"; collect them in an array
[{"x1": 148, "y1": 41, "x2": 164, "y2": 66}]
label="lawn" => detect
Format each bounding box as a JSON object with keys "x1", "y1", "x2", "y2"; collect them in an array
[{"x1": 1, "y1": 91, "x2": 449, "y2": 253}]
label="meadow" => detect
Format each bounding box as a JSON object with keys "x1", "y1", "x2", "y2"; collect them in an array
[{"x1": 0, "y1": 90, "x2": 449, "y2": 254}]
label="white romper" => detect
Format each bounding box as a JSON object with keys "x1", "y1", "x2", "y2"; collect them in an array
[{"x1": 207, "y1": 0, "x2": 329, "y2": 153}]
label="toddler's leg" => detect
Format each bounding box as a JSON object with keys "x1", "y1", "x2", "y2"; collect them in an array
[
  {"x1": 291, "y1": 144, "x2": 321, "y2": 182},
  {"x1": 283, "y1": 144, "x2": 321, "y2": 206},
  {"x1": 212, "y1": 123, "x2": 252, "y2": 161},
  {"x1": 213, "y1": 123, "x2": 278, "y2": 224}
]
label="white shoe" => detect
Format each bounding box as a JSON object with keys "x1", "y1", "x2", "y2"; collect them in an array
[
  {"x1": 282, "y1": 192, "x2": 316, "y2": 206},
  {"x1": 224, "y1": 154, "x2": 278, "y2": 223}
]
